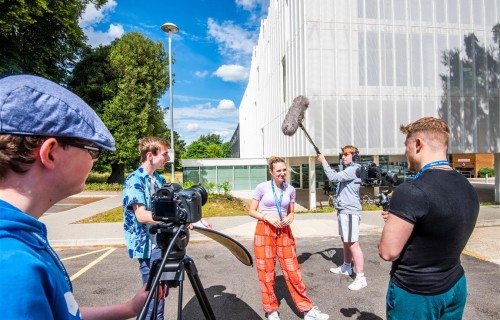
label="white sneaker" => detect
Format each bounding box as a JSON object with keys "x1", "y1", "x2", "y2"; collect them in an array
[
  {"x1": 348, "y1": 276, "x2": 367, "y2": 290},
  {"x1": 304, "y1": 306, "x2": 329, "y2": 320},
  {"x1": 329, "y1": 265, "x2": 352, "y2": 276},
  {"x1": 266, "y1": 310, "x2": 280, "y2": 320}
]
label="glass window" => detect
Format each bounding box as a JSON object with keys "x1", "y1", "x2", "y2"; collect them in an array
[
  {"x1": 234, "y1": 166, "x2": 249, "y2": 191},
  {"x1": 217, "y1": 167, "x2": 233, "y2": 189},
  {"x1": 291, "y1": 165, "x2": 301, "y2": 188},
  {"x1": 367, "y1": 32, "x2": 380, "y2": 86},
  {"x1": 395, "y1": 33, "x2": 408, "y2": 86},
  {"x1": 301, "y1": 164, "x2": 309, "y2": 189},
  {"x1": 250, "y1": 165, "x2": 267, "y2": 190},
  {"x1": 200, "y1": 167, "x2": 216, "y2": 185},
  {"x1": 183, "y1": 167, "x2": 200, "y2": 184}
]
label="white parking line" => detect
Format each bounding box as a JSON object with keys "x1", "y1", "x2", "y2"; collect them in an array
[{"x1": 68, "y1": 248, "x2": 117, "y2": 281}]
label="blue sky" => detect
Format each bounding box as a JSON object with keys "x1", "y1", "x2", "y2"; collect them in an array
[{"x1": 78, "y1": 0, "x2": 269, "y2": 144}]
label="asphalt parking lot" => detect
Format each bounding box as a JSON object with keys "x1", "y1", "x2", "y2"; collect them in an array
[{"x1": 59, "y1": 233, "x2": 500, "y2": 320}]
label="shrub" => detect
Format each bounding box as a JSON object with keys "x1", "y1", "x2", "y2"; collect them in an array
[{"x1": 478, "y1": 167, "x2": 495, "y2": 178}]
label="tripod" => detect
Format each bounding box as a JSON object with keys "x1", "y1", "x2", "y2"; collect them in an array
[{"x1": 137, "y1": 224, "x2": 216, "y2": 320}]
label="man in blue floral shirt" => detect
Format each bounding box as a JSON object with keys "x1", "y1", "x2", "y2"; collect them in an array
[{"x1": 123, "y1": 136, "x2": 170, "y2": 320}]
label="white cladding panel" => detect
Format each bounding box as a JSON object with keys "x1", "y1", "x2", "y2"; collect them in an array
[{"x1": 239, "y1": 0, "x2": 500, "y2": 158}]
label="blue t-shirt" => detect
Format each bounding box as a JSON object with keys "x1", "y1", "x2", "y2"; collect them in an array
[
  {"x1": 123, "y1": 166, "x2": 166, "y2": 259},
  {"x1": 0, "y1": 200, "x2": 81, "y2": 319}
]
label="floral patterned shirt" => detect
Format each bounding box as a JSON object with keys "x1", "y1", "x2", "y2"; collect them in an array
[{"x1": 123, "y1": 166, "x2": 166, "y2": 259}]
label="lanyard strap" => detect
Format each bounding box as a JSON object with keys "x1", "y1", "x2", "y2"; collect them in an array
[
  {"x1": 32, "y1": 232, "x2": 72, "y2": 291},
  {"x1": 271, "y1": 180, "x2": 284, "y2": 221},
  {"x1": 413, "y1": 160, "x2": 450, "y2": 180}
]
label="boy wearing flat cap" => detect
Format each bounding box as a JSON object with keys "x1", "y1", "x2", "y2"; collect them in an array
[{"x1": 0, "y1": 75, "x2": 149, "y2": 319}]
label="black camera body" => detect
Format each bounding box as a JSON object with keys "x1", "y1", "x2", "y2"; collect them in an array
[
  {"x1": 151, "y1": 183, "x2": 207, "y2": 224},
  {"x1": 358, "y1": 161, "x2": 382, "y2": 187}
]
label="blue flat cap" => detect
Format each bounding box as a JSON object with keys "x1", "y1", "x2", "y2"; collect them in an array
[{"x1": 0, "y1": 75, "x2": 115, "y2": 151}]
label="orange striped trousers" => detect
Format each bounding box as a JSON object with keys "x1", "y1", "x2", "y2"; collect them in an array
[{"x1": 253, "y1": 220, "x2": 313, "y2": 313}]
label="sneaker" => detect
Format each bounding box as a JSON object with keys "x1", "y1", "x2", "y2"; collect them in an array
[
  {"x1": 266, "y1": 310, "x2": 280, "y2": 320},
  {"x1": 304, "y1": 306, "x2": 329, "y2": 320},
  {"x1": 329, "y1": 265, "x2": 352, "y2": 276},
  {"x1": 348, "y1": 276, "x2": 367, "y2": 290}
]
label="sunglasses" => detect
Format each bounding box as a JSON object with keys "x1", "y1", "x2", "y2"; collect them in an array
[{"x1": 62, "y1": 141, "x2": 101, "y2": 160}]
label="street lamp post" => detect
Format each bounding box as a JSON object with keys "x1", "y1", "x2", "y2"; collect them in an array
[{"x1": 161, "y1": 22, "x2": 179, "y2": 182}]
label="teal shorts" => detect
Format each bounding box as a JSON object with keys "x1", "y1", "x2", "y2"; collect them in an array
[{"x1": 386, "y1": 274, "x2": 467, "y2": 320}]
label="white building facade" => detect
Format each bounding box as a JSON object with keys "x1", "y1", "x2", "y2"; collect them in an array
[{"x1": 239, "y1": 0, "x2": 500, "y2": 207}]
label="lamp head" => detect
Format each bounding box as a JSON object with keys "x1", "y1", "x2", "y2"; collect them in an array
[{"x1": 161, "y1": 22, "x2": 179, "y2": 34}]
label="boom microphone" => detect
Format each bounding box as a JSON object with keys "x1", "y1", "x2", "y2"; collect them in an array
[
  {"x1": 281, "y1": 95, "x2": 321, "y2": 154},
  {"x1": 282, "y1": 95, "x2": 309, "y2": 136}
]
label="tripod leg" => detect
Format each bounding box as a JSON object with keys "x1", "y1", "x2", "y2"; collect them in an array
[{"x1": 183, "y1": 257, "x2": 216, "y2": 320}]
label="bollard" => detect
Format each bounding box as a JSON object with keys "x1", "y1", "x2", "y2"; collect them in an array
[{"x1": 485, "y1": 174, "x2": 489, "y2": 183}]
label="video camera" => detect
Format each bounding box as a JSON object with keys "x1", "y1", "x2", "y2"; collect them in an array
[
  {"x1": 357, "y1": 161, "x2": 401, "y2": 188},
  {"x1": 150, "y1": 183, "x2": 208, "y2": 259},
  {"x1": 152, "y1": 183, "x2": 207, "y2": 224},
  {"x1": 357, "y1": 161, "x2": 383, "y2": 187}
]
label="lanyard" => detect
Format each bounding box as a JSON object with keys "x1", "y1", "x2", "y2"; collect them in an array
[
  {"x1": 32, "y1": 232, "x2": 72, "y2": 291},
  {"x1": 413, "y1": 160, "x2": 450, "y2": 180},
  {"x1": 271, "y1": 180, "x2": 284, "y2": 221}
]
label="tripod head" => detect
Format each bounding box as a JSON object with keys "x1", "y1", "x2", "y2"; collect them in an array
[{"x1": 150, "y1": 222, "x2": 190, "y2": 261}]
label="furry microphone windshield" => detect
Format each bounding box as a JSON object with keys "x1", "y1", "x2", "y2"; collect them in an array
[
  {"x1": 281, "y1": 95, "x2": 321, "y2": 154},
  {"x1": 282, "y1": 95, "x2": 309, "y2": 136}
]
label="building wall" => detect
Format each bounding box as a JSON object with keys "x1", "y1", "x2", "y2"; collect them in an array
[{"x1": 239, "y1": 0, "x2": 500, "y2": 159}]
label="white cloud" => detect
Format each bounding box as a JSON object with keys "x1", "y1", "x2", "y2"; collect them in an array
[
  {"x1": 235, "y1": 0, "x2": 268, "y2": 11},
  {"x1": 195, "y1": 70, "x2": 209, "y2": 78},
  {"x1": 79, "y1": 0, "x2": 124, "y2": 47},
  {"x1": 84, "y1": 24, "x2": 125, "y2": 47},
  {"x1": 212, "y1": 130, "x2": 231, "y2": 138},
  {"x1": 79, "y1": 0, "x2": 117, "y2": 27},
  {"x1": 213, "y1": 64, "x2": 249, "y2": 82},
  {"x1": 186, "y1": 123, "x2": 200, "y2": 132},
  {"x1": 217, "y1": 99, "x2": 236, "y2": 112},
  {"x1": 207, "y1": 18, "x2": 256, "y2": 64},
  {"x1": 167, "y1": 98, "x2": 240, "y2": 144}
]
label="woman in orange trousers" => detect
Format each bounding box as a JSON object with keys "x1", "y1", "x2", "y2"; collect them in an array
[{"x1": 248, "y1": 156, "x2": 329, "y2": 320}]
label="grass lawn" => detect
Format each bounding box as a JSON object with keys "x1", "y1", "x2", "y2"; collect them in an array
[{"x1": 74, "y1": 197, "x2": 383, "y2": 224}]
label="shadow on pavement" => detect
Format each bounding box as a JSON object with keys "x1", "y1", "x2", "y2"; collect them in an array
[{"x1": 181, "y1": 285, "x2": 262, "y2": 319}]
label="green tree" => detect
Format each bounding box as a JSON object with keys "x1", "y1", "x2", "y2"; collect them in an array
[
  {"x1": 198, "y1": 134, "x2": 223, "y2": 146},
  {"x1": 0, "y1": 0, "x2": 107, "y2": 82},
  {"x1": 222, "y1": 141, "x2": 232, "y2": 157},
  {"x1": 161, "y1": 129, "x2": 186, "y2": 171},
  {"x1": 206, "y1": 143, "x2": 224, "y2": 158},
  {"x1": 183, "y1": 141, "x2": 209, "y2": 159},
  {"x1": 68, "y1": 45, "x2": 116, "y2": 116},
  {"x1": 102, "y1": 32, "x2": 169, "y2": 183}
]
